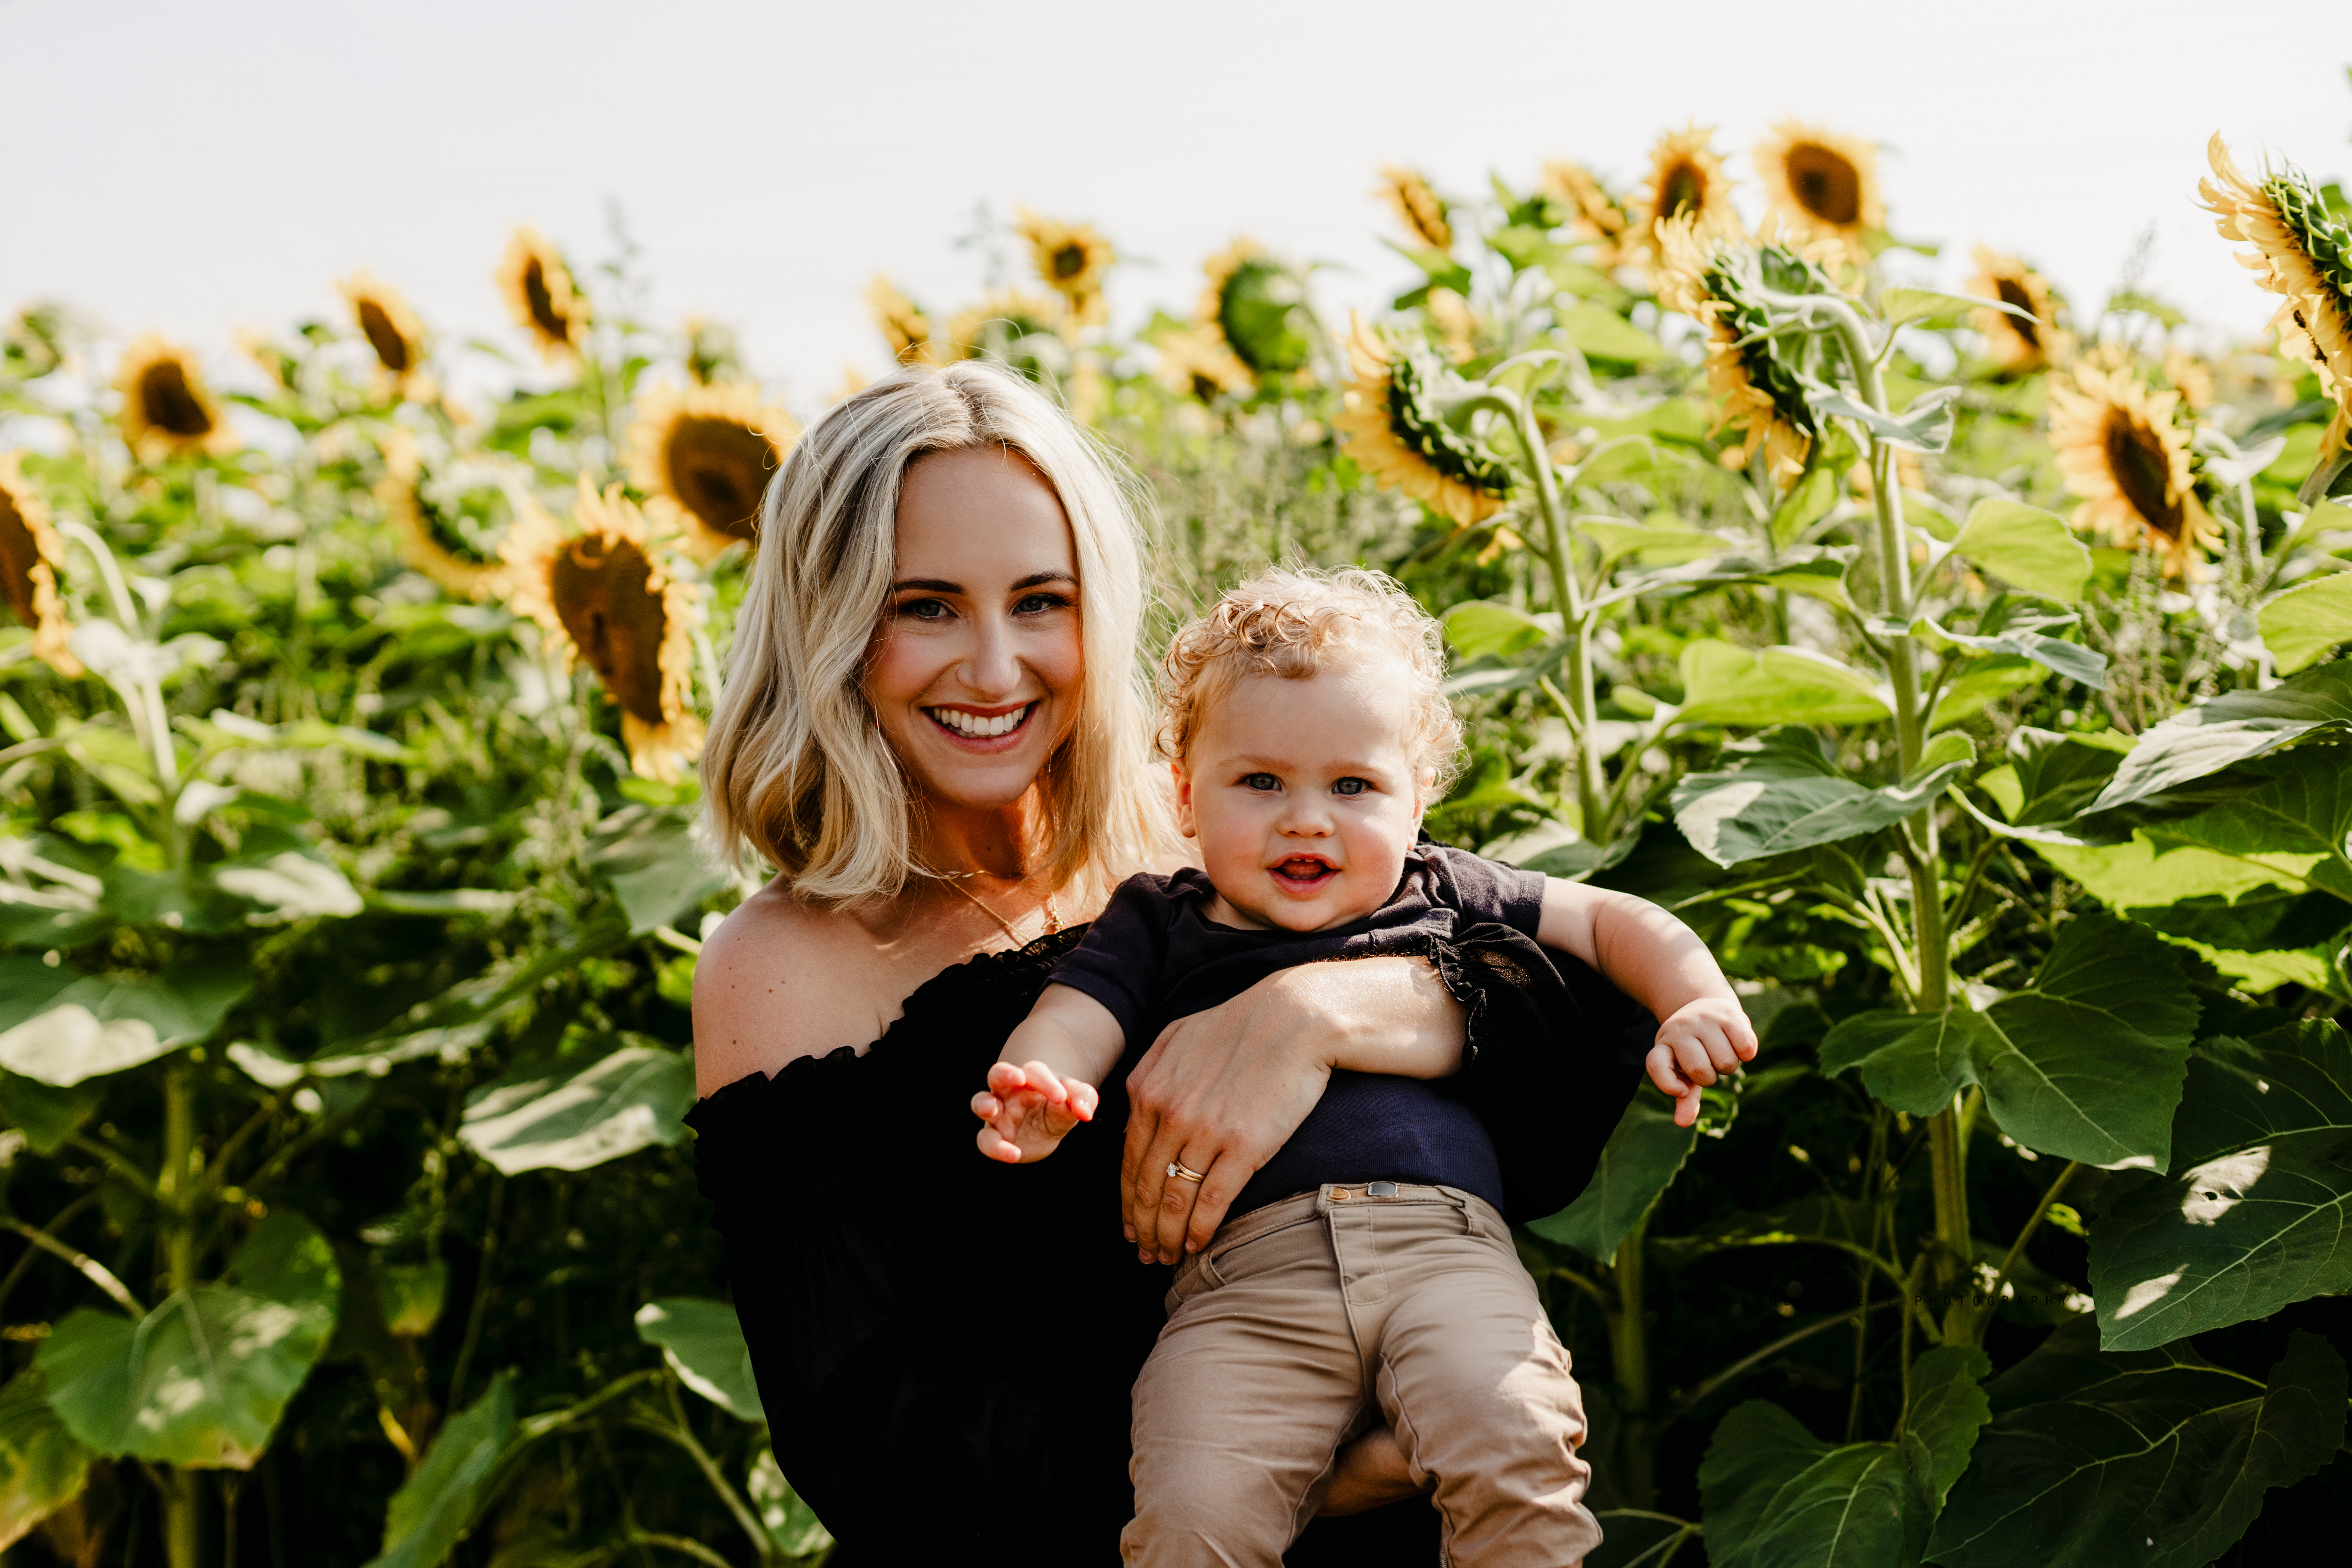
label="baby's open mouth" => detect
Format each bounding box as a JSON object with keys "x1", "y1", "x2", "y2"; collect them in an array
[
  {"x1": 1270, "y1": 856, "x2": 1338, "y2": 889},
  {"x1": 925, "y1": 702, "x2": 1036, "y2": 740}
]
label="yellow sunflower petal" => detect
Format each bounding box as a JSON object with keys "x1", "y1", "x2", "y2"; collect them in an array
[
  {"x1": 1330, "y1": 315, "x2": 1509, "y2": 527},
  {"x1": 0, "y1": 452, "x2": 83, "y2": 677},
  {"x1": 866, "y1": 276, "x2": 941, "y2": 367},
  {"x1": 622, "y1": 381, "x2": 798, "y2": 563},
  {"x1": 2048, "y1": 363, "x2": 2221, "y2": 577},
  {"x1": 1754, "y1": 122, "x2": 1884, "y2": 262},
  {"x1": 375, "y1": 432, "x2": 511, "y2": 601},
  {"x1": 505, "y1": 477, "x2": 706, "y2": 780},
  {"x1": 496, "y1": 226, "x2": 589, "y2": 367},
  {"x1": 1375, "y1": 167, "x2": 1453, "y2": 251},
  {"x1": 113, "y1": 336, "x2": 235, "y2": 461},
  {"x1": 1011, "y1": 211, "x2": 1114, "y2": 328},
  {"x1": 1965, "y1": 246, "x2": 2069, "y2": 373},
  {"x1": 337, "y1": 271, "x2": 434, "y2": 401}
]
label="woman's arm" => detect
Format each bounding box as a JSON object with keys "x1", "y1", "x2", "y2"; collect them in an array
[{"x1": 1120, "y1": 955, "x2": 1465, "y2": 1263}]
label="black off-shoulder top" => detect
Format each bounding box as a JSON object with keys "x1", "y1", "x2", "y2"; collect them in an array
[{"x1": 688, "y1": 921, "x2": 1646, "y2": 1566}]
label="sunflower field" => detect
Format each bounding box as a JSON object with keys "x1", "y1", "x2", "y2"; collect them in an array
[{"x1": 2, "y1": 115, "x2": 2350, "y2": 1568}]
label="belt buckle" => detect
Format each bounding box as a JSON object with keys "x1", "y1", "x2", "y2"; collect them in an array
[{"x1": 1366, "y1": 1181, "x2": 1399, "y2": 1198}]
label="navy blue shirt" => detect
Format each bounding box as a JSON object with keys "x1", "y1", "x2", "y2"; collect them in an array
[{"x1": 1050, "y1": 845, "x2": 1546, "y2": 1216}]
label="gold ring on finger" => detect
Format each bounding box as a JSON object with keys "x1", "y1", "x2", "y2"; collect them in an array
[{"x1": 1165, "y1": 1160, "x2": 1207, "y2": 1184}]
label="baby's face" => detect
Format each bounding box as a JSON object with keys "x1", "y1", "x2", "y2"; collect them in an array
[{"x1": 1172, "y1": 659, "x2": 1430, "y2": 933}]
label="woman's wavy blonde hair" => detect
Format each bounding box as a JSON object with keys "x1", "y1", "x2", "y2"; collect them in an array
[{"x1": 701, "y1": 361, "x2": 1170, "y2": 905}]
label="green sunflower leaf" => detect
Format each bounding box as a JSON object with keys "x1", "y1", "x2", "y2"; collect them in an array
[
  {"x1": 2089, "y1": 659, "x2": 2352, "y2": 811},
  {"x1": 1671, "y1": 642, "x2": 1889, "y2": 731},
  {"x1": 365, "y1": 1374, "x2": 515, "y2": 1568},
  {"x1": 634, "y1": 1298, "x2": 765, "y2": 1423},
  {"x1": 1926, "y1": 1320, "x2": 2346, "y2": 1568},
  {"x1": 1668, "y1": 725, "x2": 1967, "y2": 868},
  {"x1": 1817, "y1": 916, "x2": 2194, "y2": 1166},
  {"x1": 2087, "y1": 1021, "x2": 2352, "y2": 1350},
  {"x1": 2257, "y1": 570, "x2": 2352, "y2": 673},
  {"x1": 458, "y1": 1035, "x2": 695, "y2": 1175},
  {"x1": 1947, "y1": 500, "x2": 2092, "y2": 604},
  {"x1": 0, "y1": 1367, "x2": 94, "y2": 1551},
  {"x1": 1525, "y1": 1095, "x2": 1696, "y2": 1265}
]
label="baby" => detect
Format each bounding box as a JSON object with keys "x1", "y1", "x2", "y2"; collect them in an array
[{"x1": 972, "y1": 567, "x2": 1754, "y2": 1567}]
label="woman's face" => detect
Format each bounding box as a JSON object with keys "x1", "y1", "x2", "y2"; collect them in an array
[{"x1": 866, "y1": 446, "x2": 1083, "y2": 813}]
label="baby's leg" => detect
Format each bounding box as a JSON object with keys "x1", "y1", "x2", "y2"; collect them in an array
[
  {"x1": 1123, "y1": 1199, "x2": 1374, "y2": 1568},
  {"x1": 1370, "y1": 1194, "x2": 1600, "y2": 1566}
]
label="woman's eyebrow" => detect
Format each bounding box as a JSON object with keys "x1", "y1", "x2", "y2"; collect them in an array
[
  {"x1": 1011, "y1": 571, "x2": 1078, "y2": 590},
  {"x1": 890, "y1": 577, "x2": 961, "y2": 593}
]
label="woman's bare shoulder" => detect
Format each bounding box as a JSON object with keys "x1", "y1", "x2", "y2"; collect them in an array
[{"x1": 692, "y1": 883, "x2": 897, "y2": 1095}]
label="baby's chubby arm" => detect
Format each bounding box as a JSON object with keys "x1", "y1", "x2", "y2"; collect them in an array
[
  {"x1": 973, "y1": 985, "x2": 1130, "y2": 1164},
  {"x1": 1537, "y1": 880, "x2": 1757, "y2": 1127}
]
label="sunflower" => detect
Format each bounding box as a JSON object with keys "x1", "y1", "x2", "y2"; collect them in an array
[
  {"x1": 945, "y1": 290, "x2": 1069, "y2": 363},
  {"x1": 2048, "y1": 364, "x2": 2220, "y2": 577},
  {"x1": 1966, "y1": 247, "x2": 2068, "y2": 372},
  {"x1": 374, "y1": 432, "x2": 510, "y2": 601},
  {"x1": 1632, "y1": 125, "x2": 1737, "y2": 257},
  {"x1": 1375, "y1": 166, "x2": 1452, "y2": 251},
  {"x1": 496, "y1": 227, "x2": 588, "y2": 366},
  {"x1": 1013, "y1": 211, "x2": 1114, "y2": 328},
  {"x1": 3, "y1": 305, "x2": 66, "y2": 380},
  {"x1": 336, "y1": 271, "x2": 432, "y2": 401},
  {"x1": 113, "y1": 337, "x2": 234, "y2": 461},
  {"x1": 2161, "y1": 348, "x2": 2215, "y2": 414},
  {"x1": 1426, "y1": 287, "x2": 1477, "y2": 363},
  {"x1": 1654, "y1": 217, "x2": 1818, "y2": 489},
  {"x1": 1540, "y1": 160, "x2": 1634, "y2": 270},
  {"x1": 1153, "y1": 326, "x2": 1254, "y2": 403},
  {"x1": 0, "y1": 453, "x2": 81, "y2": 677},
  {"x1": 504, "y1": 477, "x2": 705, "y2": 782},
  {"x1": 2200, "y1": 134, "x2": 2352, "y2": 488},
  {"x1": 1197, "y1": 239, "x2": 1311, "y2": 378},
  {"x1": 1754, "y1": 123, "x2": 1884, "y2": 261},
  {"x1": 1331, "y1": 315, "x2": 1510, "y2": 526},
  {"x1": 622, "y1": 381, "x2": 797, "y2": 561},
  {"x1": 866, "y1": 276, "x2": 940, "y2": 367}
]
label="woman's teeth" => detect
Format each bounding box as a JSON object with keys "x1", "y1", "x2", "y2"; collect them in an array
[{"x1": 927, "y1": 703, "x2": 1033, "y2": 739}]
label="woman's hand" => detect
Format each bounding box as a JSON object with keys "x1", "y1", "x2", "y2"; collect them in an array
[
  {"x1": 1318, "y1": 1425, "x2": 1429, "y2": 1517},
  {"x1": 1120, "y1": 955, "x2": 1465, "y2": 1263}
]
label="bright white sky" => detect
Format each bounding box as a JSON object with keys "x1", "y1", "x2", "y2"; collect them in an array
[{"x1": 3, "y1": 0, "x2": 2347, "y2": 409}]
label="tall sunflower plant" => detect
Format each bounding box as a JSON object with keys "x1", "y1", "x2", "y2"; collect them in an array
[
  {"x1": 1495, "y1": 156, "x2": 2352, "y2": 1565},
  {"x1": 0, "y1": 291, "x2": 784, "y2": 1566}
]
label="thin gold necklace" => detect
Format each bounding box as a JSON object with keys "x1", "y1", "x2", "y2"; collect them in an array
[{"x1": 937, "y1": 874, "x2": 1062, "y2": 945}]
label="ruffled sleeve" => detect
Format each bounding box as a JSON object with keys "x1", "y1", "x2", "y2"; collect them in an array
[{"x1": 1429, "y1": 922, "x2": 1651, "y2": 1224}]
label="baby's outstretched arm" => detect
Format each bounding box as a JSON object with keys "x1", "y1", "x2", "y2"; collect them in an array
[
  {"x1": 1538, "y1": 880, "x2": 1757, "y2": 1128},
  {"x1": 974, "y1": 985, "x2": 1129, "y2": 1163}
]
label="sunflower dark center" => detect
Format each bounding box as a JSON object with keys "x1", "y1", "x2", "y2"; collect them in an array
[
  {"x1": 2103, "y1": 409, "x2": 2182, "y2": 540},
  {"x1": 523, "y1": 260, "x2": 569, "y2": 343},
  {"x1": 0, "y1": 488, "x2": 38, "y2": 626},
  {"x1": 1385, "y1": 355, "x2": 1510, "y2": 497},
  {"x1": 1661, "y1": 162, "x2": 1704, "y2": 219},
  {"x1": 667, "y1": 417, "x2": 774, "y2": 541},
  {"x1": 1995, "y1": 279, "x2": 2041, "y2": 348},
  {"x1": 358, "y1": 300, "x2": 413, "y2": 374},
  {"x1": 1189, "y1": 372, "x2": 1221, "y2": 403},
  {"x1": 1051, "y1": 244, "x2": 1088, "y2": 282},
  {"x1": 552, "y1": 535, "x2": 669, "y2": 725},
  {"x1": 139, "y1": 360, "x2": 213, "y2": 437},
  {"x1": 1786, "y1": 145, "x2": 1862, "y2": 226}
]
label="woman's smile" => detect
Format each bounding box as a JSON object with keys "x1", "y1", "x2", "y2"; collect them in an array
[{"x1": 924, "y1": 700, "x2": 1040, "y2": 745}]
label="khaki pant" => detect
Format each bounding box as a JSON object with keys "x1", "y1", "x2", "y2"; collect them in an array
[{"x1": 1122, "y1": 1183, "x2": 1599, "y2": 1567}]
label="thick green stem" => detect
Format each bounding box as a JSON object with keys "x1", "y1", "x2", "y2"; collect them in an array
[
  {"x1": 1512, "y1": 399, "x2": 1605, "y2": 834},
  {"x1": 160, "y1": 1062, "x2": 201, "y2": 1568},
  {"x1": 1608, "y1": 1209, "x2": 1654, "y2": 1506}
]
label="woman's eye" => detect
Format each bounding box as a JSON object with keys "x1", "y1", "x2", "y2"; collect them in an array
[
  {"x1": 1014, "y1": 592, "x2": 1069, "y2": 615},
  {"x1": 1332, "y1": 777, "x2": 1370, "y2": 797},
  {"x1": 1243, "y1": 773, "x2": 1280, "y2": 792},
  {"x1": 900, "y1": 598, "x2": 950, "y2": 621}
]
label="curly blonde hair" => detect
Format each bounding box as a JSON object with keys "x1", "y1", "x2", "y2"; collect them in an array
[{"x1": 1156, "y1": 566, "x2": 1464, "y2": 790}]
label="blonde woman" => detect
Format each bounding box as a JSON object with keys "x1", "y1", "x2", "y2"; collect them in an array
[{"x1": 688, "y1": 363, "x2": 1648, "y2": 1566}]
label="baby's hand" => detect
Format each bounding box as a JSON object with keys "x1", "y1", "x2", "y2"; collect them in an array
[
  {"x1": 1646, "y1": 996, "x2": 1759, "y2": 1129},
  {"x1": 973, "y1": 1060, "x2": 1100, "y2": 1164}
]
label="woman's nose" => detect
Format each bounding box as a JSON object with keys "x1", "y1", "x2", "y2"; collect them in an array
[{"x1": 961, "y1": 612, "x2": 1022, "y2": 694}]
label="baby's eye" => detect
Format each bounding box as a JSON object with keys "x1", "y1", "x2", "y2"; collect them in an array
[
  {"x1": 1332, "y1": 777, "x2": 1370, "y2": 797},
  {"x1": 1243, "y1": 773, "x2": 1280, "y2": 792}
]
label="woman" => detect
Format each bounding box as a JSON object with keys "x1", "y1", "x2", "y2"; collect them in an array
[{"x1": 689, "y1": 362, "x2": 1644, "y2": 1565}]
